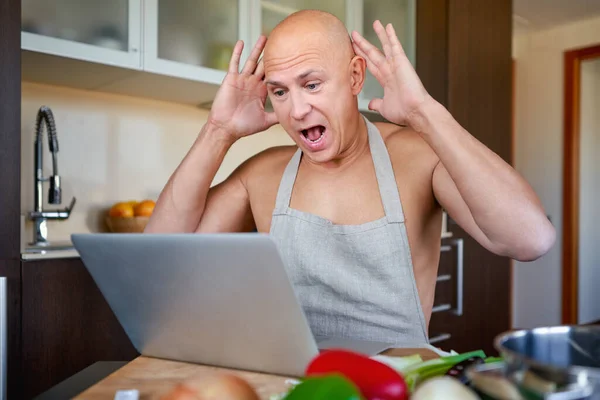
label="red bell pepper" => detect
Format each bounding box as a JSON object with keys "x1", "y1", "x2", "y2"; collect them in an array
[{"x1": 305, "y1": 349, "x2": 408, "y2": 400}]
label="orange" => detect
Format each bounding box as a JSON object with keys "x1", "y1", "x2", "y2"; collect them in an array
[
  {"x1": 108, "y1": 202, "x2": 134, "y2": 218},
  {"x1": 134, "y1": 199, "x2": 155, "y2": 217}
]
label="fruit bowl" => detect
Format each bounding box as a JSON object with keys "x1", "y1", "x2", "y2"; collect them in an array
[
  {"x1": 106, "y1": 199, "x2": 155, "y2": 233},
  {"x1": 105, "y1": 216, "x2": 150, "y2": 233}
]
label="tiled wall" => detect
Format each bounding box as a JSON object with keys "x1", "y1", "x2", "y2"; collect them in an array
[{"x1": 21, "y1": 82, "x2": 294, "y2": 244}]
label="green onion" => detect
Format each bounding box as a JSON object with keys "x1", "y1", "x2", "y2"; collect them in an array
[{"x1": 399, "y1": 350, "x2": 487, "y2": 392}]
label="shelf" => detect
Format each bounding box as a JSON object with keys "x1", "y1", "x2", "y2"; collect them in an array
[
  {"x1": 22, "y1": 48, "x2": 384, "y2": 113},
  {"x1": 22, "y1": 50, "x2": 221, "y2": 108}
]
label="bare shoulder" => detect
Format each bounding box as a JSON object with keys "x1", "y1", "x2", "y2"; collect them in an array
[
  {"x1": 242, "y1": 145, "x2": 297, "y2": 174},
  {"x1": 237, "y1": 144, "x2": 298, "y2": 188},
  {"x1": 374, "y1": 121, "x2": 439, "y2": 169},
  {"x1": 234, "y1": 145, "x2": 297, "y2": 231}
]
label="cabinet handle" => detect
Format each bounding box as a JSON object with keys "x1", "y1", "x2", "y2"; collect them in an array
[
  {"x1": 429, "y1": 333, "x2": 451, "y2": 344},
  {"x1": 453, "y1": 238, "x2": 464, "y2": 316},
  {"x1": 431, "y1": 304, "x2": 451, "y2": 313},
  {"x1": 0, "y1": 277, "x2": 6, "y2": 400},
  {"x1": 439, "y1": 239, "x2": 464, "y2": 316}
]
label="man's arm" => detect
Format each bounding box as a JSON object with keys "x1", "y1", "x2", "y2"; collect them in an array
[
  {"x1": 417, "y1": 98, "x2": 554, "y2": 261},
  {"x1": 144, "y1": 123, "x2": 254, "y2": 233},
  {"x1": 145, "y1": 35, "x2": 277, "y2": 233},
  {"x1": 351, "y1": 21, "x2": 555, "y2": 261}
]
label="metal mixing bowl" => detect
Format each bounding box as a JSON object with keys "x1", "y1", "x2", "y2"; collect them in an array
[{"x1": 487, "y1": 325, "x2": 600, "y2": 399}]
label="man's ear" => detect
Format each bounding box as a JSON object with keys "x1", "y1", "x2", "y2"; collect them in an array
[{"x1": 349, "y1": 55, "x2": 366, "y2": 95}]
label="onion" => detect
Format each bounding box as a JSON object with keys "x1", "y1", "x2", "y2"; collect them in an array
[
  {"x1": 160, "y1": 384, "x2": 200, "y2": 400},
  {"x1": 160, "y1": 372, "x2": 260, "y2": 400},
  {"x1": 411, "y1": 376, "x2": 480, "y2": 400}
]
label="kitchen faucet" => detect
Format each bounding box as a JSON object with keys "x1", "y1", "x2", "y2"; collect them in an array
[{"x1": 28, "y1": 106, "x2": 76, "y2": 246}]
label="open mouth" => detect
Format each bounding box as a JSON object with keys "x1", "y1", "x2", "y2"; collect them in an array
[{"x1": 301, "y1": 125, "x2": 325, "y2": 144}]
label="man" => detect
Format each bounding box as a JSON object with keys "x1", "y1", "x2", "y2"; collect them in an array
[{"x1": 145, "y1": 10, "x2": 555, "y2": 345}]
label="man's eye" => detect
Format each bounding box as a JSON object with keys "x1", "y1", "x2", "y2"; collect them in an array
[
  {"x1": 306, "y1": 83, "x2": 319, "y2": 90},
  {"x1": 274, "y1": 89, "x2": 285, "y2": 97}
]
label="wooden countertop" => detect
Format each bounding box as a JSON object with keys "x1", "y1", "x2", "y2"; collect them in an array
[{"x1": 75, "y1": 348, "x2": 439, "y2": 399}]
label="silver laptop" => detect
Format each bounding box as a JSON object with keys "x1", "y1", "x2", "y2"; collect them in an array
[{"x1": 71, "y1": 232, "x2": 393, "y2": 377}]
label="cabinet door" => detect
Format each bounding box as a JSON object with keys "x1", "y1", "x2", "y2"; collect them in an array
[
  {"x1": 358, "y1": 0, "x2": 416, "y2": 111},
  {"x1": 428, "y1": 238, "x2": 467, "y2": 351},
  {"x1": 21, "y1": 258, "x2": 138, "y2": 399},
  {"x1": 144, "y1": 0, "x2": 246, "y2": 84},
  {"x1": 21, "y1": 0, "x2": 142, "y2": 69}
]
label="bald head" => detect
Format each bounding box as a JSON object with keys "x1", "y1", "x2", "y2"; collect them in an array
[
  {"x1": 261, "y1": 9, "x2": 366, "y2": 152},
  {"x1": 264, "y1": 10, "x2": 354, "y2": 67}
]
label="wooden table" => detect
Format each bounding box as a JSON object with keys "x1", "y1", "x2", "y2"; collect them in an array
[{"x1": 75, "y1": 348, "x2": 439, "y2": 399}]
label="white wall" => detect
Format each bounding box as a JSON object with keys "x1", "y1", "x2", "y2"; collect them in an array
[
  {"x1": 578, "y1": 58, "x2": 600, "y2": 324},
  {"x1": 21, "y1": 82, "x2": 294, "y2": 245},
  {"x1": 512, "y1": 15, "x2": 600, "y2": 329}
]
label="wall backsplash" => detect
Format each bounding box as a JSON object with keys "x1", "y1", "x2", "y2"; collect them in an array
[{"x1": 21, "y1": 82, "x2": 294, "y2": 245}]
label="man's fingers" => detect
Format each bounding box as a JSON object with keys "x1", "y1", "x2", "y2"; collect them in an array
[
  {"x1": 386, "y1": 23, "x2": 407, "y2": 58},
  {"x1": 352, "y1": 40, "x2": 366, "y2": 61},
  {"x1": 368, "y1": 98, "x2": 383, "y2": 113},
  {"x1": 351, "y1": 30, "x2": 386, "y2": 69},
  {"x1": 242, "y1": 35, "x2": 267, "y2": 75},
  {"x1": 352, "y1": 37, "x2": 382, "y2": 81},
  {"x1": 254, "y1": 58, "x2": 265, "y2": 78},
  {"x1": 373, "y1": 20, "x2": 392, "y2": 58},
  {"x1": 228, "y1": 40, "x2": 244, "y2": 74},
  {"x1": 264, "y1": 111, "x2": 279, "y2": 128}
]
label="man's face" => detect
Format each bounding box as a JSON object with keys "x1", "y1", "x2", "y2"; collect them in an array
[{"x1": 264, "y1": 33, "x2": 359, "y2": 164}]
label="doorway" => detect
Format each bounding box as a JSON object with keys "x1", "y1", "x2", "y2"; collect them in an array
[{"x1": 562, "y1": 43, "x2": 600, "y2": 325}]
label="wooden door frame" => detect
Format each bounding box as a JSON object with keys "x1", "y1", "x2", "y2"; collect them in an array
[
  {"x1": 510, "y1": 58, "x2": 516, "y2": 328},
  {"x1": 562, "y1": 44, "x2": 600, "y2": 324}
]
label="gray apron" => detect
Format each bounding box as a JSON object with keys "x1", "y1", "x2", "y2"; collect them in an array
[{"x1": 269, "y1": 117, "x2": 429, "y2": 345}]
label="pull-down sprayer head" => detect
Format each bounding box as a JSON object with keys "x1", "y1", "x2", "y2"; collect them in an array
[{"x1": 35, "y1": 105, "x2": 61, "y2": 205}]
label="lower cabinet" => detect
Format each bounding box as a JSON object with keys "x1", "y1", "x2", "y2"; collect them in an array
[
  {"x1": 429, "y1": 223, "x2": 511, "y2": 356},
  {"x1": 429, "y1": 236, "x2": 470, "y2": 352},
  {"x1": 21, "y1": 257, "x2": 139, "y2": 399}
]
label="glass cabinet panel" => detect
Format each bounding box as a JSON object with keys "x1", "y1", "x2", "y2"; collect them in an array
[
  {"x1": 157, "y1": 0, "x2": 239, "y2": 71},
  {"x1": 22, "y1": 0, "x2": 131, "y2": 52},
  {"x1": 361, "y1": 0, "x2": 416, "y2": 103},
  {"x1": 261, "y1": 0, "x2": 348, "y2": 37}
]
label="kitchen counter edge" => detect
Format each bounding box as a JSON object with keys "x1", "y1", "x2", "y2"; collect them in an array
[{"x1": 21, "y1": 249, "x2": 80, "y2": 260}]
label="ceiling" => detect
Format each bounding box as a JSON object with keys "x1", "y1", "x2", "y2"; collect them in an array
[{"x1": 513, "y1": 0, "x2": 600, "y2": 33}]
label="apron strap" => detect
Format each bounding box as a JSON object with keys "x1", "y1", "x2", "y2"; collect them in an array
[
  {"x1": 273, "y1": 148, "x2": 302, "y2": 214},
  {"x1": 364, "y1": 117, "x2": 406, "y2": 223}
]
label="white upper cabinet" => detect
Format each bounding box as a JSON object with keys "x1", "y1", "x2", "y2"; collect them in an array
[
  {"x1": 21, "y1": 0, "x2": 142, "y2": 69},
  {"x1": 143, "y1": 0, "x2": 248, "y2": 84},
  {"x1": 20, "y1": 0, "x2": 415, "y2": 112}
]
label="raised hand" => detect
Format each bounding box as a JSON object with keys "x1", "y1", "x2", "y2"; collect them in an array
[
  {"x1": 351, "y1": 21, "x2": 430, "y2": 127},
  {"x1": 208, "y1": 35, "x2": 278, "y2": 141}
]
